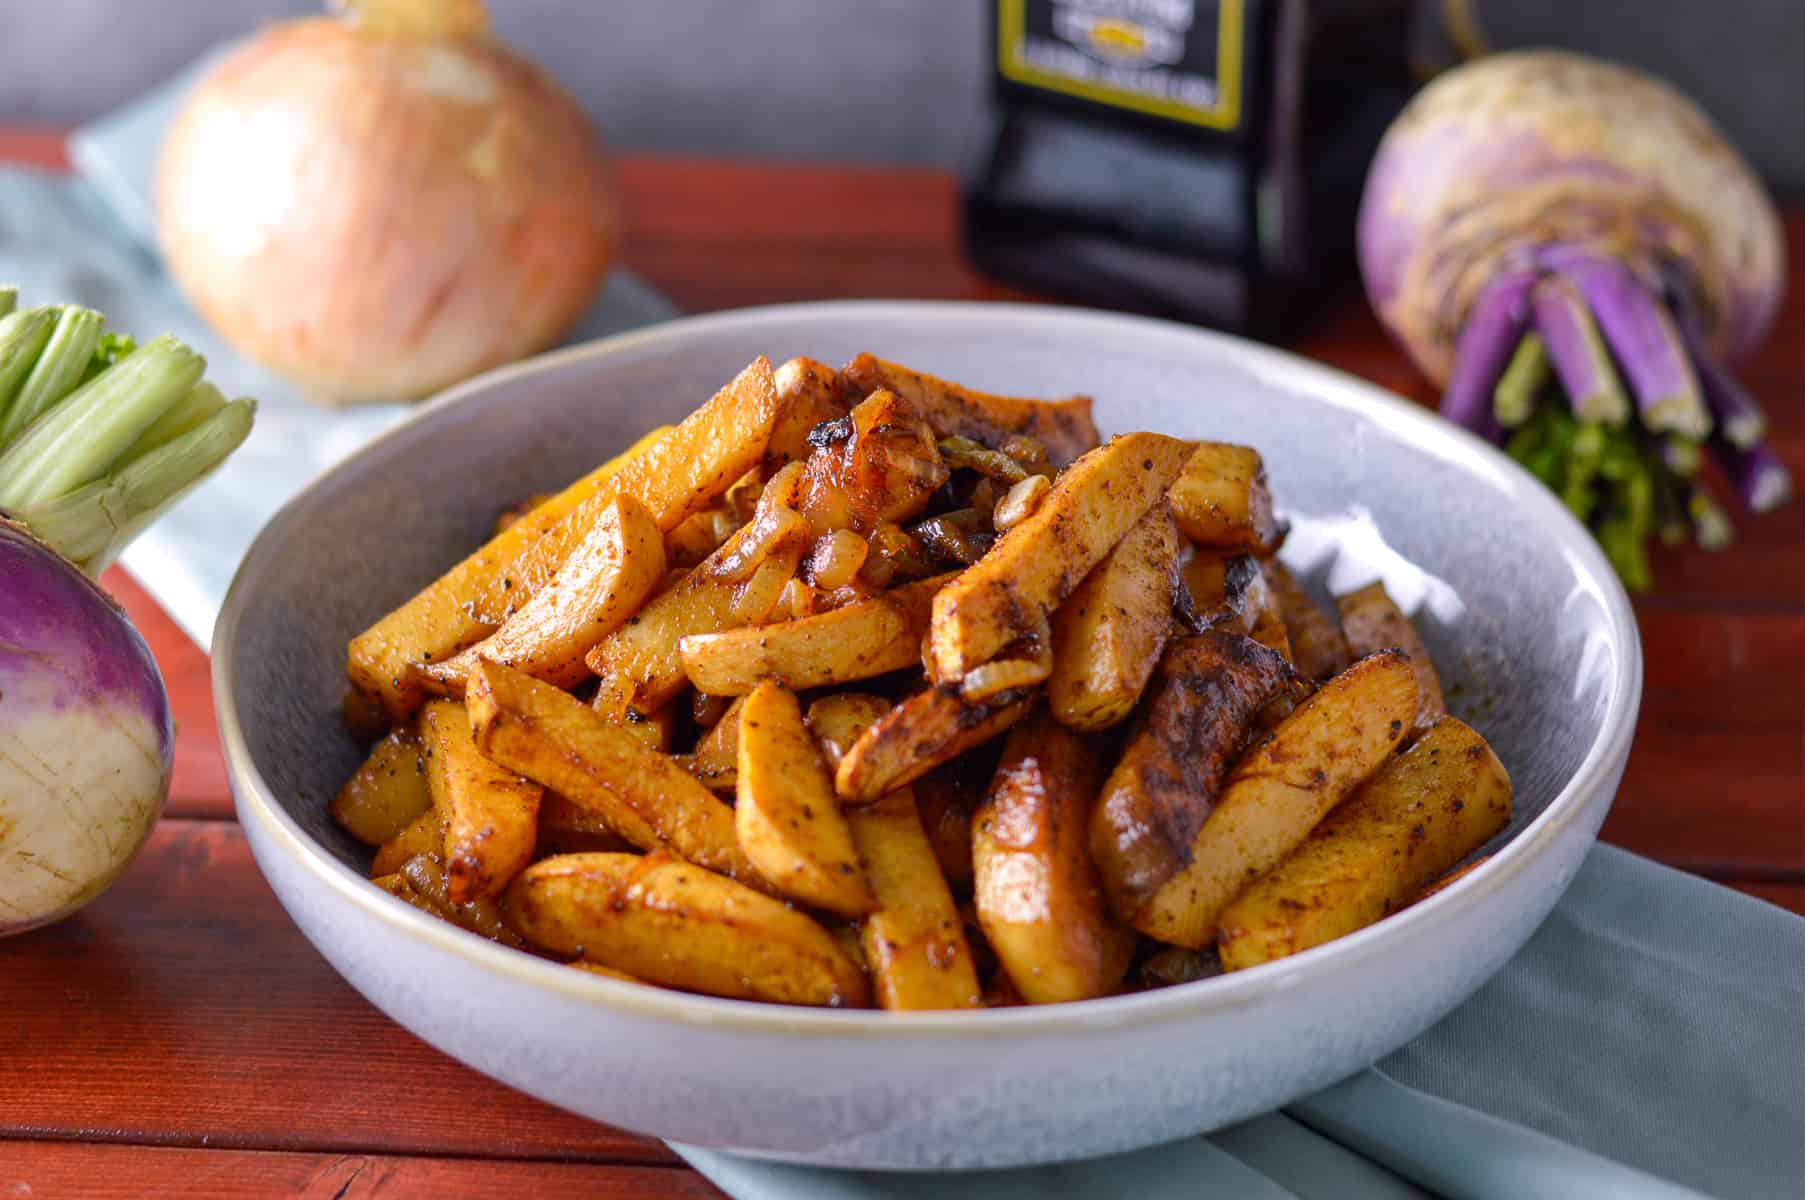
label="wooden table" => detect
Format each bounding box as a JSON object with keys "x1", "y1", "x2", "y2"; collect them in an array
[{"x1": 3, "y1": 128, "x2": 1801, "y2": 1196}]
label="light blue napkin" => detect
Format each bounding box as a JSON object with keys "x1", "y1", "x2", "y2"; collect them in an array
[
  {"x1": 0, "y1": 50, "x2": 675, "y2": 649},
  {"x1": 10, "y1": 52, "x2": 1802, "y2": 1200}
]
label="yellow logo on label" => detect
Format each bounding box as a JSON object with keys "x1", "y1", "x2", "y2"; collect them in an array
[{"x1": 1088, "y1": 18, "x2": 1148, "y2": 57}]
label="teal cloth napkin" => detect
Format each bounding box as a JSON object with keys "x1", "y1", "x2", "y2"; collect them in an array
[
  {"x1": 0, "y1": 50, "x2": 675, "y2": 650},
  {"x1": 8, "y1": 53, "x2": 1801, "y2": 1200}
]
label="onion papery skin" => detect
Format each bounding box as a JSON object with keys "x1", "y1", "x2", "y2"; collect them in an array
[
  {"x1": 0, "y1": 519, "x2": 172, "y2": 935},
  {"x1": 156, "y1": 19, "x2": 620, "y2": 406},
  {"x1": 1359, "y1": 50, "x2": 1784, "y2": 387}
]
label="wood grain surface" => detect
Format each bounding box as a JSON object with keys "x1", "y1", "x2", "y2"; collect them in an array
[{"x1": 2, "y1": 126, "x2": 1799, "y2": 1196}]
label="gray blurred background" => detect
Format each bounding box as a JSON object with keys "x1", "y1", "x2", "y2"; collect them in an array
[{"x1": 3, "y1": 0, "x2": 1802, "y2": 194}]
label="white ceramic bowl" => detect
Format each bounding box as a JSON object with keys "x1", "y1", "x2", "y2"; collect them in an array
[{"x1": 215, "y1": 302, "x2": 1641, "y2": 1169}]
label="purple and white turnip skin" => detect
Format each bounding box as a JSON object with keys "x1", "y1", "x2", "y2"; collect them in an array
[
  {"x1": 0, "y1": 518, "x2": 173, "y2": 935},
  {"x1": 1358, "y1": 50, "x2": 1790, "y2": 583}
]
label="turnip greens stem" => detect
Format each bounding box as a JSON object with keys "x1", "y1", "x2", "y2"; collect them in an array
[
  {"x1": 0, "y1": 291, "x2": 255, "y2": 578},
  {"x1": 1492, "y1": 333, "x2": 1548, "y2": 427},
  {"x1": 1531, "y1": 276, "x2": 1629, "y2": 425},
  {"x1": 0, "y1": 306, "x2": 103, "y2": 445},
  {"x1": 1441, "y1": 271, "x2": 1533, "y2": 435},
  {"x1": 1561, "y1": 258, "x2": 1709, "y2": 438}
]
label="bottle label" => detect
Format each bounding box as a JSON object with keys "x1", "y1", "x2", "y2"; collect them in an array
[{"x1": 997, "y1": 0, "x2": 1244, "y2": 131}]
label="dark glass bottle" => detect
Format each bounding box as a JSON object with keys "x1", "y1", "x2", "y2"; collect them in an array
[{"x1": 963, "y1": 0, "x2": 1417, "y2": 338}]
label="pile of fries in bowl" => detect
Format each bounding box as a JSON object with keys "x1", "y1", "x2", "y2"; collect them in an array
[{"x1": 327, "y1": 353, "x2": 1512, "y2": 1010}]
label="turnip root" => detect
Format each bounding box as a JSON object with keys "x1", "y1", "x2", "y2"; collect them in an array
[{"x1": 1360, "y1": 50, "x2": 1789, "y2": 588}]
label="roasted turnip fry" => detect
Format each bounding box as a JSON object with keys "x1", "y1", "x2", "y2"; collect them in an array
[
  {"x1": 913, "y1": 765, "x2": 978, "y2": 894},
  {"x1": 683, "y1": 695, "x2": 745, "y2": 792},
  {"x1": 330, "y1": 727, "x2": 430, "y2": 846},
  {"x1": 1335, "y1": 581, "x2": 1446, "y2": 729},
  {"x1": 1166, "y1": 442, "x2": 1279, "y2": 551},
  {"x1": 1089, "y1": 632, "x2": 1298, "y2": 920},
  {"x1": 470, "y1": 358, "x2": 780, "y2": 623},
  {"x1": 928, "y1": 433, "x2": 1194, "y2": 685},
  {"x1": 416, "y1": 495, "x2": 666, "y2": 695},
  {"x1": 466, "y1": 661, "x2": 760, "y2": 887},
  {"x1": 1176, "y1": 552, "x2": 1263, "y2": 633},
  {"x1": 612, "y1": 701, "x2": 681, "y2": 753},
  {"x1": 1047, "y1": 504, "x2": 1180, "y2": 731},
  {"x1": 536, "y1": 790, "x2": 637, "y2": 856},
  {"x1": 974, "y1": 708, "x2": 1136, "y2": 1004},
  {"x1": 679, "y1": 571, "x2": 953, "y2": 695},
  {"x1": 735, "y1": 682, "x2": 876, "y2": 917},
  {"x1": 1410, "y1": 854, "x2": 1494, "y2": 905},
  {"x1": 793, "y1": 388, "x2": 948, "y2": 535},
  {"x1": 504, "y1": 852, "x2": 870, "y2": 1007},
  {"x1": 838, "y1": 354, "x2": 1100, "y2": 467},
  {"x1": 767, "y1": 357, "x2": 851, "y2": 471},
  {"x1": 351, "y1": 359, "x2": 784, "y2": 719},
  {"x1": 1245, "y1": 568, "x2": 1293, "y2": 663},
  {"x1": 1262, "y1": 560, "x2": 1353, "y2": 680},
  {"x1": 570, "y1": 961, "x2": 647, "y2": 984},
  {"x1": 808, "y1": 694, "x2": 983, "y2": 1010},
  {"x1": 1135, "y1": 651, "x2": 1419, "y2": 948},
  {"x1": 1218, "y1": 716, "x2": 1511, "y2": 970},
  {"x1": 833, "y1": 686, "x2": 1031, "y2": 805},
  {"x1": 491, "y1": 494, "x2": 553, "y2": 537},
  {"x1": 1135, "y1": 945, "x2": 1220, "y2": 990},
  {"x1": 346, "y1": 422, "x2": 669, "y2": 720},
  {"x1": 376, "y1": 854, "x2": 527, "y2": 949},
  {"x1": 420, "y1": 700, "x2": 542, "y2": 903},
  {"x1": 342, "y1": 684, "x2": 391, "y2": 747},
  {"x1": 586, "y1": 487, "x2": 809, "y2": 715},
  {"x1": 370, "y1": 809, "x2": 444, "y2": 878}
]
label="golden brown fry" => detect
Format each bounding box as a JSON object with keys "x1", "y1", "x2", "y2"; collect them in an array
[
  {"x1": 838, "y1": 354, "x2": 1100, "y2": 467},
  {"x1": 1047, "y1": 504, "x2": 1180, "y2": 731},
  {"x1": 683, "y1": 695, "x2": 745, "y2": 792},
  {"x1": 767, "y1": 356, "x2": 850, "y2": 471},
  {"x1": 370, "y1": 809, "x2": 445, "y2": 878},
  {"x1": 345, "y1": 423, "x2": 669, "y2": 721},
  {"x1": 391, "y1": 852, "x2": 527, "y2": 948},
  {"x1": 1336, "y1": 581, "x2": 1446, "y2": 730},
  {"x1": 1410, "y1": 854, "x2": 1494, "y2": 906},
  {"x1": 1166, "y1": 442, "x2": 1278, "y2": 551},
  {"x1": 466, "y1": 661, "x2": 760, "y2": 886},
  {"x1": 330, "y1": 727, "x2": 430, "y2": 846},
  {"x1": 1262, "y1": 561, "x2": 1353, "y2": 681},
  {"x1": 680, "y1": 571, "x2": 953, "y2": 696},
  {"x1": 1218, "y1": 717, "x2": 1511, "y2": 970},
  {"x1": 912, "y1": 765, "x2": 978, "y2": 895},
  {"x1": 1134, "y1": 651, "x2": 1419, "y2": 948},
  {"x1": 974, "y1": 707, "x2": 1136, "y2": 1004},
  {"x1": 808, "y1": 695, "x2": 983, "y2": 1010},
  {"x1": 928, "y1": 432, "x2": 1193, "y2": 685},
  {"x1": 735, "y1": 682, "x2": 875, "y2": 917},
  {"x1": 504, "y1": 852, "x2": 870, "y2": 1007},
  {"x1": 471, "y1": 358, "x2": 780, "y2": 623},
  {"x1": 586, "y1": 489, "x2": 808, "y2": 715},
  {"x1": 1088, "y1": 632, "x2": 1298, "y2": 919},
  {"x1": 417, "y1": 495, "x2": 666, "y2": 695},
  {"x1": 536, "y1": 791, "x2": 637, "y2": 856},
  {"x1": 349, "y1": 358, "x2": 779, "y2": 720},
  {"x1": 1177, "y1": 552, "x2": 1261, "y2": 633},
  {"x1": 1244, "y1": 567, "x2": 1293, "y2": 664},
  {"x1": 420, "y1": 700, "x2": 542, "y2": 903},
  {"x1": 833, "y1": 686, "x2": 1031, "y2": 805}
]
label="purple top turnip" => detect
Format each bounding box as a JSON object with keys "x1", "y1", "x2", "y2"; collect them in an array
[
  {"x1": 1358, "y1": 50, "x2": 1789, "y2": 588},
  {"x1": 0, "y1": 290, "x2": 254, "y2": 934},
  {"x1": 1, "y1": 519, "x2": 173, "y2": 935}
]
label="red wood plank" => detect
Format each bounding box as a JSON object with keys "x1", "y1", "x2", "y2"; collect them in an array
[
  {"x1": 0, "y1": 820, "x2": 673, "y2": 1166},
  {"x1": 101, "y1": 567, "x2": 232, "y2": 821},
  {"x1": 0, "y1": 1142, "x2": 722, "y2": 1199}
]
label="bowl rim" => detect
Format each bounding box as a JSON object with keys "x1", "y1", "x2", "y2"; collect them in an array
[{"x1": 215, "y1": 299, "x2": 1643, "y2": 1039}]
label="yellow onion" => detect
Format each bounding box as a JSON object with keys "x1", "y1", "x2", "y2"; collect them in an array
[{"x1": 156, "y1": 0, "x2": 619, "y2": 405}]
